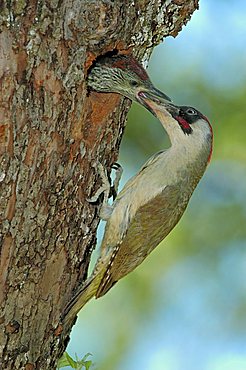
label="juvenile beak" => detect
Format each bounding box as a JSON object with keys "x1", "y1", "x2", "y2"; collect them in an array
[
  {"x1": 137, "y1": 90, "x2": 178, "y2": 118},
  {"x1": 148, "y1": 86, "x2": 172, "y2": 102},
  {"x1": 137, "y1": 86, "x2": 171, "y2": 105}
]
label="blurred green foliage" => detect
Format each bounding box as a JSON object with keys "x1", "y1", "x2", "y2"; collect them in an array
[{"x1": 124, "y1": 85, "x2": 246, "y2": 163}]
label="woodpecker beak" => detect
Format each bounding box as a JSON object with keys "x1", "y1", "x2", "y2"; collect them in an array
[
  {"x1": 149, "y1": 87, "x2": 172, "y2": 102},
  {"x1": 137, "y1": 87, "x2": 171, "y2": 105},
  {"x1": 137, "y1": 91, "x2": 177, "y2": 118}
]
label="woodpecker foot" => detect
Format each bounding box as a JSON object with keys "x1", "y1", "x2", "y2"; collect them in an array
[
  {"x1": 88, "y1": 162, "x2": 110, "y2": 204},
  {"x1": 88, "y1": 162, "x2": 123, "y2": 221}
]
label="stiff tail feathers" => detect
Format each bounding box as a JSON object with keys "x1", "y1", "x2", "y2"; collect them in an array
[
  {"x1": 62, "y1": 251, "x2": 117, "y2": 326},
  {"x1": 62, "y1": 271, "x2": 103, "y2": 326}
]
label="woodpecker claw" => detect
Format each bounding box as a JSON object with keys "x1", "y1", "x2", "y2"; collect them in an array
[
  {"x1": 87, "y1": 162, "x2": 123, "y2": 204},
  {"x1": 87, "y1": 162, "x2": 110, "y2": 204}
]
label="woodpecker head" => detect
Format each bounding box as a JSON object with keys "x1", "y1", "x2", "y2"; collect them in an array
[
  {"x1": 87, "y1": 55, "x2": 171, "y2": 107},
  {"x1": 139, "y1": 92, "x2": 213, "y2": 161}
]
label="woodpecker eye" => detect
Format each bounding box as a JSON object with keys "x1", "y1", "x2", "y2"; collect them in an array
[
  {"x1": 129, "y1": 80, "x2": 138, "y2": 87},
  {"x1": 186, "y1": 108, "x2": 197, "y2": 115}
]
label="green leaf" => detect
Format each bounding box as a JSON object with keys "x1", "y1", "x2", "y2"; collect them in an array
[
  {"x1": 65, "y1": 352, "x2": 77, "y2": 368},
  {"x1": 57, "y1": 352, "x2": 94, "y2": 370},
  {"x1": 81, "y1": 353, "x2": 92, "y2": 363},
  {"x1": 57, "y1": 352, "x2": 77, "y2": 369},
  {"x1": 57, "y1": 353, "x2": 69, "y2": 368},
  {"x1": 84, "y1": 360, "x2": 92, "y2": 370}
]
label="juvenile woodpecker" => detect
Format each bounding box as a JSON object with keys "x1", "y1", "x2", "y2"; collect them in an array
[
  {"x1": 63, "y1": 97, "x2": 213, "y2": 324},
  {"x1": 87, "y1": 54, "x2": 171, "y2": 106}
]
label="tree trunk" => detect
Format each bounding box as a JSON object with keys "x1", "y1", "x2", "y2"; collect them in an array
[{"x1": 0, "y1": 1, "x2": 198, "y2": 369}]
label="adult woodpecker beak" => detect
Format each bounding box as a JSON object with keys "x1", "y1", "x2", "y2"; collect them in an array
[{"x1": 138, "y1": 91, "x2": 178, "y2": 118}]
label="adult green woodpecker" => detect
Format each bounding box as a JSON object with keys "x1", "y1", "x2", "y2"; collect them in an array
[{"x1": 63, "y1": 95, "x2": 213, "y2": 324}]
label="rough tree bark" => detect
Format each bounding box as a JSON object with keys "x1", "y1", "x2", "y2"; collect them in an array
[{"x1": 0, "y1": 1, "x2": 198, "y2": 369}]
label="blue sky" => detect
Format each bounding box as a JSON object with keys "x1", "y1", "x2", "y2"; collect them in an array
[{"x1": 150, "y1": 0, "x2": 246, "y2": 91}]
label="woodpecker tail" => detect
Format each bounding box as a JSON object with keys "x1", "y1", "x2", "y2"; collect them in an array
[
  {"x1": 62, "y1": 253, "x2": 114, "y2": 326},
  {"x1": 62, "y1": 271, "x2": 103, "y2": 326}
]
